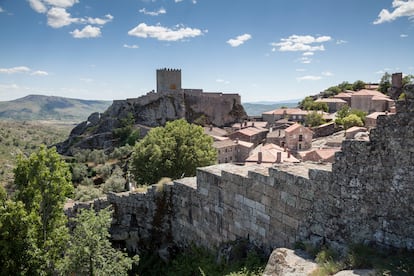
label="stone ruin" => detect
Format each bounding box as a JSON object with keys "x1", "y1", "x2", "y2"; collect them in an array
[{"x1": 67, "y1": 84, "x2": 414, "y2": 257}]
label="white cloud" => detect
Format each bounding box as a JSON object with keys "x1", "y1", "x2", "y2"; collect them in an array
[
  {"x1": 70, "y1": 25, "x2": 101, "y2": 38},
  {"x1": 80, "y1": 78, "x2": 93, "y2": 83},
  {"x1": 302, "y1": 51, "x2": 314, "y2": 56},
  {"x1": 336, "y1": 39, "x2": 348, "y2": 45},
  {"x1": 297, "y1": 75, "x2": 322, "y2": 81},
  {"x1": 296, "y1": 68, "x2": 306, "y2": 72},
  {"x1": 374, "y1": 0, "x2": 414, "y2": 24},
  {"x1": 322, "y1": 71, "x2": 333, "y2": 77},
  {"x1": 272, "y1": 34, "x2": 331, "y2": 52},
  {"x1": 216, "y1": 79, "x2": 230, "y2": 84},
  {"x1": 226, "y1": 33, "x2": 252, "y2": 47},
  {"x1": 31, "y1": 70, "x2": 49, "y2": 76},
  {"x1": 82, "y1": 14, "x2": 113, "y2": 25},
  {"x1": 175, "y1": 0, "x2": 183, "y2": 2},
  {"x1": 0, "y1": 6, "x2": 4, "y2": 13},
  {"x1": 128, "y1": 23, "x2": 204, "y2": 41},
  {"x1": 400, "y1": 33, "x2": 409, "y2": 37},
  {"x1": 44, "y1": 0, "x2": 79, "y2": 8},
  {"x1": 123, "y1": 44, "x2": 139, "y2": 49},
  {"x1": 47, "y1": 7, "x2": 76, "y2": 28},
  {"x1": 139, "y1": 7, "x2": 166, "y2": 16},
  {"x1": 28, "y1": 0, "x2": 47, "y2": 13},
  {"x1": 299, "y1": 57, "x2": 312, "y2": 64},
  {"x1": 0, "y1": 66, "x2": 31, "y2": 74}
]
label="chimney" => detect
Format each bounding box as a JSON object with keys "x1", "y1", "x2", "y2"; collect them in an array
[
  {"x1": 209, "y1": 124, "x2": 213, "y2": 131},
  {"x1": 252, "y1": 122, "x2": 255, "y2": 127},
  {"x1": 392, "y1": 72, "x2": 403, "y2": 89},
  {"x1": 235, "y1": 138, "x2": 239, "y2": 144},
  {"x1": 287, "y1": 150, "x2": 291, "y2": 158},
  {"x1": 257, "y1": 152, "x2": 262, "y2": 164},
  {"x1": 276, "y1": 152, "x2": 282, "y2": 163}
]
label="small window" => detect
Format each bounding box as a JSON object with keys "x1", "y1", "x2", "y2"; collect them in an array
[{"x1": 299, "y1": 134, "x2": 303, "y2": 142}]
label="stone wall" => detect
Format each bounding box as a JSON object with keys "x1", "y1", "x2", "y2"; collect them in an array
[{"x1": 69, "y1": 85, "x2": 414, "y2": 254}]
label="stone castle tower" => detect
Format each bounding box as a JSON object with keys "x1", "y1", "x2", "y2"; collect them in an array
[{"x1": 156, "y1": 68, "x2": 182, "y2": 92}]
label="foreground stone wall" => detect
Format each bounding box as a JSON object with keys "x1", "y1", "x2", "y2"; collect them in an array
[{"x1": 69, "y1": 85, "x2": 414, "y2": 254}]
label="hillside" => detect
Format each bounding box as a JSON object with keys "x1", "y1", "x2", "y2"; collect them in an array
[
  {"x1": 0, "y1": 95, "x2": 112, "y2": 122},
  {"x1": 242, "y1": 101, "x2": 298, "y2": 116}
]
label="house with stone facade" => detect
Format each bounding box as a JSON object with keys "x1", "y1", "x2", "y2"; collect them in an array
[
  {"x1": 262, "y1": 108, "x2": 308, "y2": 124},
  {"x1": 228, "y1": 127, "x2": 268, "y2": 147},
  {"x1": 245, "y1": 143, "x2": 299, "y2": 166},
  {"x1": 231, "y1": 121, "x2": 268, "y2": 131},
  {"x1": 213, "y1": 139, "x2": 254, "y2": 164},
  {"x1": 315, "y1": 98, "x2": 347, "y2": 113},
  {"x1": 301, "y1": 148, "x2": 340, "y2": 163},
  {"x1": 350, "y1": 89, "x2": 394, "y2": 113},
  {"x1": 284, "y1": 123, "x2": 313, "y2": 151}
]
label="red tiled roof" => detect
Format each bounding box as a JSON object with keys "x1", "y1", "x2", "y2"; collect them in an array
[
  {"x1": 262, "y1": 108, "x2": 307, "y2": 115},
  {"x1": 315, "y1": 98, "x2": 347, "y2": 103},
  {"x1": 352, "y1": 89, "x2": 388, "y2": 97},
  {"x1": 285, "y1": 123, "x2": 313, "y2": 134}
]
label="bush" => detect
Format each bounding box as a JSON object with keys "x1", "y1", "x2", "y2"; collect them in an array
[
  {"x1": 102, "y1": 166, "x2": 126, "y2": 193},
  {"x1": 74, "y1": 185, "x2": 104, "y2": 202}
]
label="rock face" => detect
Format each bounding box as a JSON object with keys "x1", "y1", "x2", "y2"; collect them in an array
[
  {"x1": 56, "y1": 90, "x2": 246, "y2": 155},
  {"x1": 263, "y1": 248, "x2": 318, "y2": 276}
]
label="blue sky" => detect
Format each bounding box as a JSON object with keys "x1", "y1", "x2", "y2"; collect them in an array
[{"x1": 0, "y1": 0, "x2": 413, "y2": 103}]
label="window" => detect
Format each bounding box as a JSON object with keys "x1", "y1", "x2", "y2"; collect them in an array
[
  {"x1": 299, "y1": 143, "x2": 302, "y2": 150},
  {"x1": 299, "y1": 134, "x2": 303, "y2": 142}
]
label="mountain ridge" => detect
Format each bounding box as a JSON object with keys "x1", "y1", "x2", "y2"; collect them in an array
[{"x1": 0, "y1": 94, "x2": 112, "y2": 122}]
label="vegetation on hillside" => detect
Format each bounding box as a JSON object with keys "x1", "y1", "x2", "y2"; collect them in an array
[
  {"x1": 0, "y1": 120, "x2": 72, "y2": 188},
  {"x1": 0, "y1": 94, "x2": 111, "y2": 122}
]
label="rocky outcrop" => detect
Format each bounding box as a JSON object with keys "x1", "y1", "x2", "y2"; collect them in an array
[
  {"x1": 56, "y1": 90, "x2": 247, "y2": 155},
  {"x1": 263, "y1": 248, "x2": 318, "y2": 276}
]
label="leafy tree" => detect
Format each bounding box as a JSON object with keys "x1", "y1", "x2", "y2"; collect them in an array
[
  {"x1": 352, "y1": 80, "x2": 366, "y2": 91},
  {"x1": 102, "y1": 166, "x2": 126, "y2": 193},
  {"x1": 403, "y1": 74, "x2": 414, "y2": 86},
  {"x1": 0, "y1": 186, "x2": 40, "y2": 275},
  {"x1": 342, "y1": 114, "x2": 364, "y2": 129},
  {"x1": 59, "y1": 207, "x2": 138, "y2": 275},
  {"x1": 338, "y1": 81, "x2": 353, "y2": 91},
  {"x1": 305, "y1": 111, "x2": 326, "y2": 127},
  {"x1": 131, "y1": 119, "x2": 217, "y2": 185},
  {"x1": 378, "y1": 72, "x2": 391, "y2": 94},
  {"x1": 14, "y1": 145, "x2": 73, "y2": 273},
  {"x1": 299, "y1": 97, "x2": 328, "y2": 112},
  {"x1": 335, "y1": 105, "x2": 366, "y2": 126}
]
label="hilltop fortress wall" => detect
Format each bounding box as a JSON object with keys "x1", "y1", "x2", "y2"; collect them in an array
[{"x1": 69, "y1": 85, "x2": 414, "y2": 254}]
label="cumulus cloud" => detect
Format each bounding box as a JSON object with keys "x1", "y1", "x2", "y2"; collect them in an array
[
  {"x1": 175, "y1": 0, "x2": 183, "y2": 2},
  {"x1": 336, "y1": 39, "x2": 348, "y2": 45},
  {"x1": 47, "y1": 7, "x2": 76, "y2": 28},
  {"x1": 226, "y1": 33, "x2": 252, "y2": 47},
  {"x1": 123, "y1": 44, "x2": 139, "y2": 49},
  {"x1": 216, "y1": 78, "x2": 230, "y2": 84},
  {"x1": 272, "y1": 34, "x2": 331, "y2": 52},
  {"x1": 302, "y1": 51, "x2": 314, "y2": 56},
  {"x1": 322, "y1": 71, "x2": 333, "y2": 77},
  {"x1": 128, "y1": 23, "x2": 204, "y2": 41},
  {"x1": 299, "y1": 57, "x2": 312, "y2": 64},
  {"x1": 70, "y1": 25, "x2": 101, "y2": 38},
  {"x1": 139, "y1": 7, "x2": 166, "y2": 16},
  {"x1": 31, "y1": 70, "x2": 49, "y2": 76},
  {"x1": 296, "y1": 75, "x2": 322, "y2": 81},
  {"x1": 400, "y1": 33, "x2": 409, "y2": 37},
  {"x1": 0, "y1": 66, "x2": 31, "y2": 74},
  {"x1": 28, "y1": 0, "x2": 47, "y2": 13},
  {"x1": 374, "y1": 0, "x2": 414, "y2": 24},
  {"x1": 81, "y1": 14, "x2": 113, "y2": 25},
  {"x1": 43, "y1": 0, "x2": 79, "y2": 8},
  {"x1": 0, "y1": 6, "x2": 5, "y2": 13}
]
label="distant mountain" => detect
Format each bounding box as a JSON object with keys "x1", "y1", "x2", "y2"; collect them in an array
[
  {"x1": 0, "y1": 95, "x2": 112, "y2": 122},
  {"x1": 242, "y1": 100, "x2": 298, "y2": 116}
]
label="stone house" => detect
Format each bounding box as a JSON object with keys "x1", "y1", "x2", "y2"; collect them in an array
[
  {"x1": 350, "y1": 89, "x2": 394, "y2": 113},
  {"x1": 204, "y1": 126, "x2": 228, "y2": 141},
  {"x1": 315, "y1": 98, "x2": 347, "y2": 113},
  {"x1": 245, "y1": 143, "x2": 299, "y2": 166},
  {"x1": 231, "y1": 121, "x2": 268, "y2": 131},
  {"x1": 262, "y1": 108, "x2": 308, "y2": 124},
  {"x1": 213, "y1": 139, "x2": 254, "y2": 164},
  {"x1": 228, "y1": 127, "x2": 268, "y2": 147},
  {"x1": 284, "y1": 123, "x2": 313, "y2": 151},
  {"x1": 333, "y1": 91, "x2": 353, "y2": 106},
  {"x1": 301, "y1": 148, "x2": 340, "y2": 163},
  {"x1": 364, "y1": 112, "x2": 390, "y2": 129},
  {"x1": 266, "y1": 128, "x2": 285, "y2": 146}
]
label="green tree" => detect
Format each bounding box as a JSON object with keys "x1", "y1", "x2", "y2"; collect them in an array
[
  {"x1": 131, "y1": 119, "x2": 217, "y2": 185},
  {"x1": 403, "y1": 74, "x2": 414, "y2": 86},
  {"x1": 14, "y1": 145, "x2": 73, "y2": 273},
  {"x1": 299, "y1": 97, "x2": 328, "y2": 112},
  {"x1": 352, "y1": 80, "x2": 366, "y2": 91},
  {"x1": 305, "y1": 111, "x2": 326, "y2": 127},
  {"x1": 342, "y1": 114, "x2": 364, "y2": 129},
  {"x1": 59, "y1": 207, "x2": 138, "y2": 275},
  {"x1": 0, "y1": 186, "x2": 40, "y2": 275},
  {"x1": 378, "y1": 72, "x2": 391, "y2": 94}
]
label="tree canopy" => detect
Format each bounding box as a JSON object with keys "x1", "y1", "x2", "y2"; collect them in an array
[
  {"x1": 299, "y1": 97, "x2": 329, "y2": 112},
  {"x1": 335, "y1": 105, "x2": 367, "y2": 128},
  {"x1": 59, "y1": 207, "x2": 138, "y2": 275},
  {"x1": 130, "y1": 119, "x2": 217, "y2": 185}
]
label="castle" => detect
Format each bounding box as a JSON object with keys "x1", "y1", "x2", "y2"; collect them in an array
[{"x1": 68, "y1": 84, "x2": 414, "y2": 255}]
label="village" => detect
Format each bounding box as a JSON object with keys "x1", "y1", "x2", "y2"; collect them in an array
[{"x1": 207, "y1": 73, "x2": 403, "y2": 166}]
